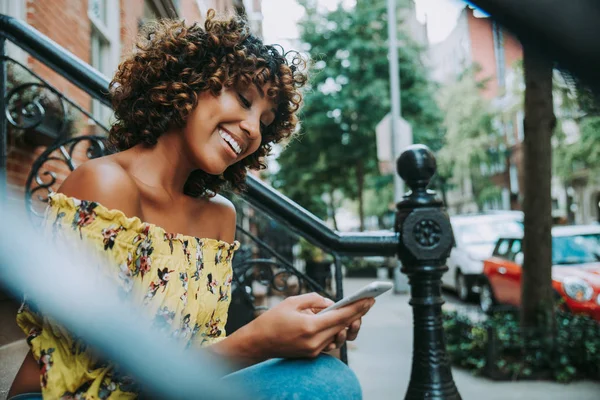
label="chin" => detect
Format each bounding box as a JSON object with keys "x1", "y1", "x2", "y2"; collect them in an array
[
  {"x1": 192, "y1": 156, "x2": 228, "y2": 176},
  {"x1": 197, "y1": 166, "x2": 227, "y2": 176}
]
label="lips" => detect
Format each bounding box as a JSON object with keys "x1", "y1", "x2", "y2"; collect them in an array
[{"x1": 218, "y1": 127, "x2": 244, "y2": 155}]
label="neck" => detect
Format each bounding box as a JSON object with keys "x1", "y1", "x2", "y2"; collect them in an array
[{"x1": 127, "y1": 129, "x2": 196, "y2": 197}]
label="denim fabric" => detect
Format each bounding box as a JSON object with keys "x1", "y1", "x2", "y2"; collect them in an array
[
  {"x1": 7, "y1": 394, "x2": 43, "y2": 400},
  {"x1": 8, "y1": 356, "x2": 361, "y2": 400},
  {"x1": 222, "y1": 354, "x2": 363, "y2": 400}
]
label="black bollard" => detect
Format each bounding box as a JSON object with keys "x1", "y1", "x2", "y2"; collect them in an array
[{"x1": 395, "y1": 145, "x2": 461, "y2": 400}]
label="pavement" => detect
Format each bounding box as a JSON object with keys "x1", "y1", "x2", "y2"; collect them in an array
[
  {"x1": 2, "y1": 279, "x2": 600, "y2": 399},
  {"x1": 345, "y1": 277, "x2": 600, "y2": 400}
]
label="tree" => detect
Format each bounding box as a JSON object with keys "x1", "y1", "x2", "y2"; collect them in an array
[
  {"x1": 436, "y1": 67, "x2": 498, "y2": 210},
  {"x1": 273, "y1": 0, "x2": 442, "y2": 231},
  {"x1": 521, "y1": 44, "x2": 556, "y2": 333}
]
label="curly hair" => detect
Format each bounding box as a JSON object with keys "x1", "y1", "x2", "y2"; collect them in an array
[{"x1": 109, "y1": 10, "x2": 307, "y2": 197}]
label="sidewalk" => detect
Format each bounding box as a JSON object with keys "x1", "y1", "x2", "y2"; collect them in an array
[{"x1": 345, "y1": 277, "x2": 600, "y2": 400}]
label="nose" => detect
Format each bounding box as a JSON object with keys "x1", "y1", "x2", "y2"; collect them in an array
[{"x1": 239, "y1": 114, "x2": 261, "y2": 140}]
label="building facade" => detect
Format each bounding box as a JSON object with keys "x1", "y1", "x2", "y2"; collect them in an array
[
  {"x1": 428, "y1": 6, "x2": 599, "y2": 224},
  {"x1": 429, "y1": 6, "x2": 522, "y2": 214}
]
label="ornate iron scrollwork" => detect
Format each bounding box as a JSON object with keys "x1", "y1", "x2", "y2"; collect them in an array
[
  {"x1": 25, "y1": 135, "x2": 110, "y2": 217},
  {"x1": 234, "y1": 224, "x2": 332, "y2": 299},
  {"x1": 6, "y1": 82, "x2": 68, "y2": 134},
  {"x1": 401, "y1": 208, "x2": 453, "y2": 261}
]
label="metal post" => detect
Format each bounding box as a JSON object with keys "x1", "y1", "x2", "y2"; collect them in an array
[
  {"x1": 395, "y1": 145, "x2": 461, "y2": 399},
  {"x1": 333, "y1": 253, "x2": 348, "y2": 364},
  {"x1": 387, "y1": 0, "x2": 411, "y2": 294},
  {"x1": 0, "y1": 35, "x2": 6, "y2": 200},
  {"x1": 386, "y1": 0, "x2": 403, "y2": 202}
]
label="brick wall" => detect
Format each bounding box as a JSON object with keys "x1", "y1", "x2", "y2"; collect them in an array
[
  {"x1": 120, "y1": 0, "x2": 144, "y2": 59},
  {"x1": 467, "y1": 9, "x2": 498, "y2": 99},
  {"x1": 7, "y1": 1, "x2": 94, "y2": 211},
  {"x1": 6, "y1": 0, "x2": 211, "y2": 211},
  {"x1": 466, "y1": 8, "x2": 526, "y2": 209},
  {"x1": 181, "y1": 0, "x2": 204, "y2": 25},
  {"x1": 26, "y1": 0, "x2": 91, "y2": 110}
]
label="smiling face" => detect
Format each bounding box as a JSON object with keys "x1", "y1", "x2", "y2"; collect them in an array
[{"x1": 182, "y1": 84, "x2": 277, "y2": 175}]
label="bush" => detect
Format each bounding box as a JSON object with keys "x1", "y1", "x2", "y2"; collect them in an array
[{"x1": 443, "y1": 309, "x2": 600, "y2": 382}]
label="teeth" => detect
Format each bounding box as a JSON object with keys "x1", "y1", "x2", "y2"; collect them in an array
[{"x1": 219, "y1": 129, "x2": 242, "y2": 155}]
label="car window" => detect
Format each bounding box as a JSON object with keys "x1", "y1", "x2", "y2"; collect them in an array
[
  {"x1": 552, "y1": 234, "x2": 600, "y2": 265},
  {"x1": 454, "y1": 219, "x2": 523, "y2": 246},
  {"x1": 494, "y1": 239, "x2": 511, "y2": 258},
  {"x1": 507, "y1": 239, "x2": 522, "y2": 261}
]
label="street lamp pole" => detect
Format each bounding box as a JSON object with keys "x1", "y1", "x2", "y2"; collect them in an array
[{"x1": 387, "y1": 0, "x2": 404, "y2": 202}]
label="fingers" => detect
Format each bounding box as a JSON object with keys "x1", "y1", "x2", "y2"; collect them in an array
[
  {"x1": 316, "y1": 297, "x2": 374, "y2": 330},
  {"x1": 310, "y1": 297, "x2": 335, "y2": 314},
  {"x1": 334, "y1": 327, "x2": 347, "y2": 348},
  {"x1": 346, "y1": 318, "x2": 361, "y2": 341},
  {"x1": 323, "y1": 329, "x2": 346, "y2": 353},
  {"x1": 289, "y1": 292, "x2": 331, "y2": 311}
]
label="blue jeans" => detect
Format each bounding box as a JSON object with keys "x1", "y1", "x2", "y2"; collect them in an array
[
  {"x1": 8, "y1": 355, "x2": 361, "y2": 400},
  {"x1": 223, "y1": 354, "x2": 362, "y2": 400}
]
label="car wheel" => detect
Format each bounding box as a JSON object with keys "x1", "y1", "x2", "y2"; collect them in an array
[
  {"x1": 455, "y1": 271, "x2": 470, "y2": 302},
  {"x1": 479, "y1": 280, "x2": 496, "y2": 314}
]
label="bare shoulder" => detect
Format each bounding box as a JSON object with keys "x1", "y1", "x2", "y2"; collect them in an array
[
  {"x1": 203, "y1": 194, "x2": 237, "y2": 242},
  {"x1": 206, "y1": 194, "x2": 236, "y2": 215},
  {"x1": 57, "y1": 156, "x2": 141, "y2": 216}
]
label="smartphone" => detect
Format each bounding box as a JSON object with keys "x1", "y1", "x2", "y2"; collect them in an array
[{"x1": 318, "y1": 281, "x2": 393, "y2": 314}]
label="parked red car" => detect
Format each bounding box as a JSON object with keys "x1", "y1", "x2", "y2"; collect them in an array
[{"x1": 479, "y1": 225, "x2": 600, "y2": 321}]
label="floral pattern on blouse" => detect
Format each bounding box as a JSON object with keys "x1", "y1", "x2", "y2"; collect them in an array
[{"x1": 16, "y1": 192, "x2": 239, "y2": 399}]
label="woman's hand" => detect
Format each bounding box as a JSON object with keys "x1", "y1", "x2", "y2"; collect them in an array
[
  {"x1": 323, "y1": 315, "x2": 363, "y2": 352},
  {"x1": 227, "y1": 292, "x2": 373, "y2": 363}
]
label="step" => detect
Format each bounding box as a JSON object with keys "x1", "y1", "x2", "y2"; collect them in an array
[
  {"x1": 0, "y1": 339, "x2": 28, "y2": 399},
  {"x1": 0, "y1": 296, "x2": 27, "y2": 399}
]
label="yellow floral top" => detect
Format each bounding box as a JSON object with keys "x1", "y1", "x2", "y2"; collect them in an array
[{"x1": 17, "y1": 192, "x2": 239, "y2": 399}]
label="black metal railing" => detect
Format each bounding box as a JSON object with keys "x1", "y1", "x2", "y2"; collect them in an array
[{"x1": 0, "y1": 14, "x2": 461, "y2": 399}]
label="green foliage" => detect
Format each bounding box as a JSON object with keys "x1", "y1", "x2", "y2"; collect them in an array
[
  {"x1": 436, "y1": 67, "x2": 498, "y2": 209},
  {"x1": 298, "y1": 237, "x2": 332, "y2": 263},
  {"x1": 362, "y1": 174, "x2": 394, "y2": 222},
  {"x1": 273, "y1": 0, "x2": 442, "y2": 225},
  {"x1": 437, "y1": 68, "x2": 495, "y2": 173},
  {"x1": 443, "y1": 309, "x2": 600, "y2": 382},
  {"x1": 555, "y1": 116, "x2": 600, "y2": 180}
]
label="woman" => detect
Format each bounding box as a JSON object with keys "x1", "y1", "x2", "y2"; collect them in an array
[{"x1": 8, "y1": 10, "x2": 372, "y2": 400}]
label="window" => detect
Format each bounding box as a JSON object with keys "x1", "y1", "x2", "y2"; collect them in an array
[
  {"x1": 456, "y1": 219, "x2": 523, "y2": 247},
  {"x1": 142, "y1": 0, "x2": 160, "y2": 26},
  {"x1": 492, "y1": 22, "x2": 506, "y2": 89},
  {"x1": 516, "y1": 110, "x2": 524, "y2": 142},
  {"x1": 89, "y1": 0, "x2": 120, "y2": 125},
  {"x1": 506, "y1": 117, "x2": 515, "y2": 145},
  {"x1": 495, "y1": 239, "x2": 511, "y2": 258},
  {"x1": 553, "y1": 234, "x2": 600, "y2": 265},
  {"x1": 509, "y1": 164, "x2": 519, "y2": 194},
  {"x1": 0, "y1": 0, "x2": 26, "y2": 63},
  {"x1": 507, "y1": 239, "x2": 522, "y2": 261}
]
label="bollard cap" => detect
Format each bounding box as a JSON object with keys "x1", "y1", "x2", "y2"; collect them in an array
[{"x1": 396, "y1": 144, "x2": 436, "y2": 192}]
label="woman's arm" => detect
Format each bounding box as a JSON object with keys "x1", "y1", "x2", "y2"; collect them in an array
[
  {"x1": 209, "y1": 197, "x2": 374, "y2": 371},
  {"x1": 208, "y1": 293, "x2": 375, "y2": 371}
]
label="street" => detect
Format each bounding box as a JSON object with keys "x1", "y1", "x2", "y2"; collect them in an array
[{"x1": 345, "y1": 277, "x2": 600, "y2": 400}]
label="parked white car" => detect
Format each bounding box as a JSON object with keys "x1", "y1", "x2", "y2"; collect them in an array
[{"x1": 442, "y1": 212, "x2": 524, "y2": 301}]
